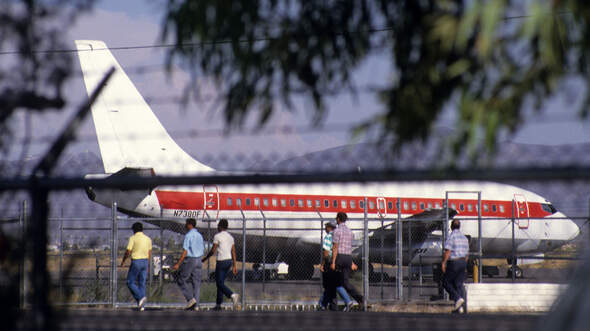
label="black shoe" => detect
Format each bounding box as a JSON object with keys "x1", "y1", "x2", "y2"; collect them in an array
[{"x1": 212, "y1": 305, "x2": 222, "y2": 311}]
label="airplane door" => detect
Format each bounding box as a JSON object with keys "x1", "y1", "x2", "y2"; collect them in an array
[
  {"x1": 513, "y1": 194, "x2": 530, "y2": 229},
  {"x1": 377, "y1": 197, "x2": 387, "y2": 218},
  {"x1": 203, "y1": 185, "x2": 219, "y2": 220}
]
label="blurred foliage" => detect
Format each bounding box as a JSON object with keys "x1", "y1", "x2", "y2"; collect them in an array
[
  {"x1": 162, "y1": 0, "x2": 590, "y2": 159},
  {"x1": 0, "y1": 0, "x2": 94, "y2": 164}
]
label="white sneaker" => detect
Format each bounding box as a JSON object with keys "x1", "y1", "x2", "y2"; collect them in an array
[
  {"x1": 185, "y1": 298, "x2": 197, "y2": 310},
  {"x1": 138, "y1": 297, "x2": 146, "y2": 310},
  {"x1": 231, "y1": 293, "x2": 240, "y2": 308},
  {"x1": 454, "y1": 298, "x2": 464, "y2": 310},
  {"x1": 342, "y1": 301, "x2": 355, "y2": 312}
]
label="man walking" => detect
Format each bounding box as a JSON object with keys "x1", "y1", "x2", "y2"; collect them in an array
[
  {"x1": 441, "y1": 219, "x2": 469, "y2": 313},
  {"x1": 202, "y1": 219, "x2": 240, "y2": 310},
  {"x1": 120, "y1": 222, "x2": 152, "y2": 311},
  {"x1": 330, "y1": 212, "x2": 363, "y2": 308},
  {"x1": 173, "y1": 218, "x2": 204, "y2": 310},
  {"x1": 319, "y1": 221, "x2": 352, "y2": 311}
]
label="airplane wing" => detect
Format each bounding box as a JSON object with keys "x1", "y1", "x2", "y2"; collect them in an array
[{"x1": 369, "y1": 208, "x2": 458, "y2": 244}]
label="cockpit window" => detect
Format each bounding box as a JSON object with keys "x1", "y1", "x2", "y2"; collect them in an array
[{"x1": 541, "y1": 203, "x2": 557, "y2": 214}]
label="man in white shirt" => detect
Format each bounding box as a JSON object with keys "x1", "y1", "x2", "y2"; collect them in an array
[{"x1": 202, "y1": 219, "x2": 239, "y2": 310}]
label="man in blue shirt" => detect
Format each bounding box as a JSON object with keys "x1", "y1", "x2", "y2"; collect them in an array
[
  {"x1": 442, "y1": 219, "x2": 469, "y2": 313},
  {"x1": 173, "y1": 218, "x2": 204, "y2": 310}
]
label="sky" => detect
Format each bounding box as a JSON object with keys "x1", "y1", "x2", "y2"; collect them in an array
[{"x1": 9, "y1": 0, "x2": 590, "y2": 167}]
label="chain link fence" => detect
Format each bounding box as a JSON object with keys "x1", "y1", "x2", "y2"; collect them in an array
[{"x1": 1, "y1": 183, "x2": 586, "y2": 310}]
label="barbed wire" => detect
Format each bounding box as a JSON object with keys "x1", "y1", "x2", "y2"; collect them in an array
[{"x1": 0, "y1": 11, "x2": 573, "y2": 56}]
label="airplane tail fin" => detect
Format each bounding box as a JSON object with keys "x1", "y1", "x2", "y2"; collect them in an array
[{"x1": 75, "y1": 40, "x2": 214, "y2": 175}]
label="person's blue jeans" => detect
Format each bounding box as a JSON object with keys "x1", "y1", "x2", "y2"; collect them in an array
[
  {"x1": 177, "y1": 257, "x2": 202, "y2": 303},
  {"x1": 215, "y1": 259, "x2": 234, "y2": 305},
  {"x1": 127, "y1": 258, "x2": 148, "y2": 301},
  {"x1": 320, "y1": 286, "x2": 352, "y2": 307}
]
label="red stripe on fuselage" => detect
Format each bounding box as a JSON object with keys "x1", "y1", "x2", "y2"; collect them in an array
[{"x1": 154, "y1": 190, "x2": 552, "y2": 218}]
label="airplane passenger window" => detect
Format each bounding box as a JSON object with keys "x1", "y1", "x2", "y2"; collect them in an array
[
  {"x1": 281, "y1": 199, "x2": 286, "y2": 207},
  {"x1": 263, "y1": 198, "x2": 269, "y2": 207},
  {"x1": 411, "y1": 202, "x2": 417, "y2": 210},
  {"x1": 290, "y1": 199, "x2": 295, "y2": 207},
  {"x1": 254, "y1": 198, "x2": 260, "y2": 206},
  {"x1": 307, "y1": 200, "x2": 312, "y2": 208},
  {"x1": 451, "y1": 203, "x2": 456, "y2": 210},
  {"x1": 467, "y1": 204, "x2": 473, "y2": 212},
  {"x1": 227, "y1": 198, "x2": 233, "y2": 206},
  {"x1": 332, "y1": 200, "x2": 338, "y2": 208},
  {"x1": 419, "y1": 202, "x2": 425, "y2": 210},
  {"x1": 492, "y1": 204, "x2": 497, "y2": 212},
  {"x1": 341, "y1": 200, "x2": 347, "y2": 208},
  {"x1": 388, "y1": 202, "x2": 393, "y2": 210},
  {"x1": 298, "y1": 199, "x2": 304, "y2": 207},
  {"x1": 460, "y1": 204, "x2": 464, "y2": 211},
  {"x1": 403, "y1": 201, "x2": 409, "y2": 210},
  {"x1": 272, "y1": 198, "x2": 277, "y2": 207},
  {"x1": 350, "y1": 200, "x2": 356, "y2": 209},
  {"x1": 369, "y1": 200, "x2": 375, "y2": 209},
  {"x1": 237, "y1": 198, "x2": 242, "y2": 206},
  {"x1": 427, "y1": 202, "x2": 432, "y2": 209},
  {"x1": 483, "y1": 204, "x2": 489, "y2": 212},
  {"x1": 315, "y1": 200, "x2": 321, "y2": 208},
  {"x1": 324, "y1": 199, "x2": 329, "y2": 208},
  {"x1": 499, "y1": 205, "x2": 505, "y2": 213},
  {"x1": 379, "y1": 200, "x2": 385, "y2": 209},
  {"x1": 246, "y1": 198, "x2": 251, "y2": 206},
  {"x1": 359, "y1": 200, "x2": 365, "y2": 209},
  {"x1": 435, "y1": 202, "x2": 441, "y2": 208}
]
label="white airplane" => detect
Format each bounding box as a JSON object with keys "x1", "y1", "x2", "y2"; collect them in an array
[{"x1": 75, "y1": 40, "x2": 580, "y2": 279}]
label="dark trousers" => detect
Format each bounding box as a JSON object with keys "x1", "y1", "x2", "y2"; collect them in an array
[
  {"x1": 215, "y1": 259, "x2": 234, "y2": 305},
  {"x1": 443, "y1": 259, "x2": 466, "y2": 302},
  {"x1": 321, "y1": 262, "x2": 338, "y2": 308},
  {"x1": 335, "y1": 254, "x2": 363, "y2": 303}
]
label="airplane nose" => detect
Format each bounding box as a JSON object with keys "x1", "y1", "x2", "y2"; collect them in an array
[{"x1": 556, "y1": 212, "x2": 581, "y2": 241}]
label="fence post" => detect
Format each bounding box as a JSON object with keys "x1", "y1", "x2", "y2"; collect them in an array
[
  {"x1": 20, "y1": 200, "x2": 27, "y2": 309},
  {"x1": 380, "y1": 216, "x2": 384, "y2": 301},
  {"x1": 407, "y1": 207, "x2": 412, "y2": 301},
  {"x1": 59, "y1": 217, "x2": 63, "y2": 302},
  {"x1": 511, "y1": 200, "x2": 516, "y2": 282},
  {"x1": 363, "y1": 197, "x2": 369, "y2": 311},
  {"x1": 111, "y1": 202, "x2": 118, "y2": 309},
  {"x1": 261, "y1": 210, "x2": 266, "y2": 294},
  {"x1": 207, "y1": 214, "x2": 211, "y2": 284},
  {"x1": 240, "y1": 210, "x2": 246, "y2": 311},
  {"x1": 396, "y1": 198, "x2": 402, "y2": 301},
  {"x1": 159, "y1": 215, "x2": 164, "y2": 289},
  {"x1": 477, "y1": 192, "x2": 482, "y2": 283},
  {"x1": 29, "y1": 184, "x2": 50, "y2": 330},
  {"x1": 319, "y1": 213, "x2": 324, "y2": 294}
]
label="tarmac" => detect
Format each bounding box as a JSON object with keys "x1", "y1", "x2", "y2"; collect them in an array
[{"x1": 16, "y1": 308, "x2": 543, "y2": 331}]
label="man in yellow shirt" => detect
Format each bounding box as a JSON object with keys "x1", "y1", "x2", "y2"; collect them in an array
[{"x1": 121, "y1": 222, "x2": 152, "y2": 311}]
